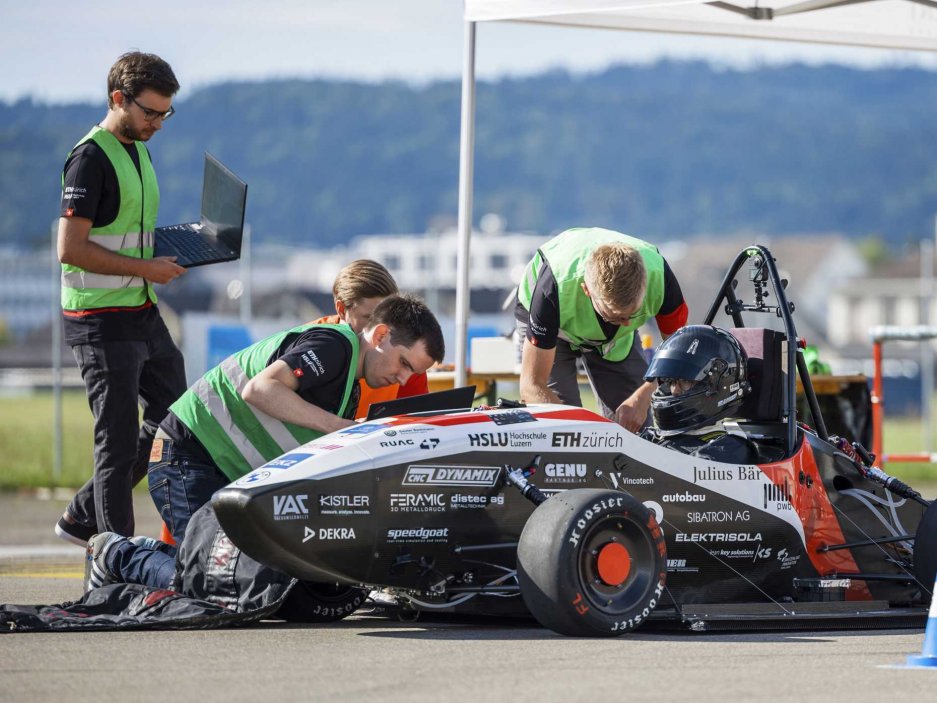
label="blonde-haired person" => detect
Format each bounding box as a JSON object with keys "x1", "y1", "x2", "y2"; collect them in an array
[
  {"x1": 515, "y1": 228, "x2": 688, "y2": 432},
  {"x1": 311, "y1": 259, "x2": 429, "y2": 418}
]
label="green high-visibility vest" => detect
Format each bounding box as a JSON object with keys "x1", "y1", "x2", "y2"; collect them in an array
[
  {"x1": 170, "y1": 324, "x2": 360, "y2": 481},
  {"x1": 517, "y1": 228, "x2": 665, "y2": 362},
  {"x1": 60, "y1": 126, "x2": 158, "y2": 311}
]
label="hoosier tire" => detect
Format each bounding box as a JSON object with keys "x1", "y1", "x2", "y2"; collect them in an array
[
  {"x1": 276, "y1": 581, "x2": 369, "y2": 623},
  {"x1": 517, "y1": 488, "x2": 666, "y2": 637}
]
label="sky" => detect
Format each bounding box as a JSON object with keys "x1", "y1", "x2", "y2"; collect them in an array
[{"x1": 4, "y1": 0, "x2": 937, "y2": 105}]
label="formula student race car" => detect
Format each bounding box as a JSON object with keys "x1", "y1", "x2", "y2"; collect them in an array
[{"x1": 213, "y1": 245, "x2": 937, "y2": 637}]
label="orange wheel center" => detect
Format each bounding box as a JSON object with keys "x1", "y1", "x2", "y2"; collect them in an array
[{"x1": 596, "y1": 542, "x2": 632, "y2": 586}]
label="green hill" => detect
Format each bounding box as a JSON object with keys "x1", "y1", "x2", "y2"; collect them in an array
[{"x1": 2, "y1": 61, "x2": 936, "y2": 249}]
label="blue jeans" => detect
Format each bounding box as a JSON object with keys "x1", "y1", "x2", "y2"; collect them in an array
[
  {"x1": 147, "y1": 436, "x2": 230, "y2": 545},
  {"x1": 106, "y1": 539, "x2": 177, "y2": 589},
  {"x1": 68, "y1": 326, "x2": 186, "y2": 537}
]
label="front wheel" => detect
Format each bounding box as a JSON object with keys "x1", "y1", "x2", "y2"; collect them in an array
[
  {"x1": 276, "y1": 581, "x2": 369, "y2": 623},
  {"x1": 517, "y1": 488, "x2": 666, "y2": 637}
]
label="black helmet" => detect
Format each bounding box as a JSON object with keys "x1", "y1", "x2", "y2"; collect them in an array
[{"x1": 645, "y1": 325, "x2": 750, "y2": 435}]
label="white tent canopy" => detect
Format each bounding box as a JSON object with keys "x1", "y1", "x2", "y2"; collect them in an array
[
  {"x1": 464, "y1": 0, "x2": 937, "y2": 51},
  {"x1": 451, "y1": 0, "x2": 937, "y2": 385}
]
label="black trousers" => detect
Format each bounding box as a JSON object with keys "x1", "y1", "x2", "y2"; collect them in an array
[{"x1": 67, "y1": 325, "x2": 186, "y2": 537}]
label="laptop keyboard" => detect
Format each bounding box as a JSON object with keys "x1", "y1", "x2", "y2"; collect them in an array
[{"x1": 160, "y1": 227, "x2": 229, "y2": 263}]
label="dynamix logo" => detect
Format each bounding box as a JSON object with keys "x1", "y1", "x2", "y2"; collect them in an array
[
  {"x1": 273, "y1": 494, "x2": 308, "y2": 520},
  {"x1": 403, "y1": 465, "x2": 501, "y2": 487}
]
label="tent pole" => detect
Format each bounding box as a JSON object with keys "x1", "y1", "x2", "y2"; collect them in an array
[{"x1": 454, "y1": 20, "x2": 476, "y2": 388}]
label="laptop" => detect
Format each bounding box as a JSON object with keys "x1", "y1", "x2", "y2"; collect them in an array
[
  {"x1": 154, "y1": 153, "x2": 248, "y2": 268},
  {"x1": 366, "y1": 386, "x2": 477, "y2": 421}
]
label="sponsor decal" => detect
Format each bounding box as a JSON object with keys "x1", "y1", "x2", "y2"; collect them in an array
[
  {"x1": 403, "y1": 465, "x2": 501, "y2": 487},
  {"x1": 450, "y1": 493, "x2": 505, "y2": 509},
  {"x1": 340, "y1": 423, "x2": 389, "y2": 435},
  {"x1": 754, "y1": 545, "x2": 773, "y2": 561},
  {"x1": 310, "y1": 443, "x2": 343, "y2": 451},
  {"x1": 687, "y1": 510, "x2": 751, "y2": 523},
  {"x1": 303, "y1": 526, "x2": 356, "y2": 542},
  {"x1": 386, "y1": 527, "x2": 449, "y2": 543},
  {"x1": 662, "y1": 492, "x2": 706, "y2": 503},
  {"x1": 776, "y1": 547, "x2": 801, "y2": 569},
  {"x1": 273, "y1": 494, "x2": 308, "y2": 520},
  {"x1": 692, "y1": 466, "x2": 763, "y2": 483},
  {"x1": 544, "y1": 462, "x2": 588, "y2": 484},
  {"x1": 710, "y1": 548, "x2": 756, "y2": 559},
  {"x1": 420, "y1": 438, "x2": 440, "y2": 450},
  {"x1": 666, "y1": 558, "x2": 698, "y2": 573},
  {"x1": 675, "y1": 532, "x2": 763, "y2": 543},
  {"x1": 551, "y1": 431, "x2": 624, "y2": 449},
  {"x1": 389, "y1": 493, "x2": 446, "y2": 513},
  {"x1": 300, "y1": 350, "x2": 325, "y2": 377},
  {"x1": 468, "y1": 431, "x2": 548, "y2": 448},
  {"x1": 489, "y1": 410, "x2": 537, "y2": 426},
  {"x1": 235, "y1": 470, "x2": 270, "y2": 486},
  {"x1": 261, "y1": 453, "x2": 313, "y2": 470},
  {"x1": 607, "y1": 473, "x2": 654, "y2": 488},
  {"x1": 380, "y1": 439, "x2": 414, "y2": 447},
  {"x1": 318, "y1": 495, "x2": 371, "y2": 516},
  {"x1": 383, "y1": 430, "x2": 397, "y2": 436},
  {"x1": 764, "y1": 481, "x2": 793, "y2": 511}
]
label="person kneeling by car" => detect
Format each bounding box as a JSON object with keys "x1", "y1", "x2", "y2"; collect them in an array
[{"x1": 642, "y1": 324, "x2": 758, "y2": 464}]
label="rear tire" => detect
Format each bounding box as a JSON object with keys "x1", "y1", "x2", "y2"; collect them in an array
[
  {"x1": 517, "y1": 488, "x2": 666, "y2": 637},
  {"x1": 914, "y1": 501, "x2": 937, "y2": 605},
  {"x1": 276, "y1": 581, "x2": 368, "y2": 623}
]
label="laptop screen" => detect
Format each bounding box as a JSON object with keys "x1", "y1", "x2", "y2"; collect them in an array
[
  {"x1": 200, "y1": 153, "x2": 247, "y2": 244},
  {"x1": 366, "y1": 386, "x2": 477, "y2": 421}
]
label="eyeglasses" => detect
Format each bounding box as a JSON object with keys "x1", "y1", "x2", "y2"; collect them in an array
[{"x1": 124, "y1": 93, "x2": 175, "y2": 122}]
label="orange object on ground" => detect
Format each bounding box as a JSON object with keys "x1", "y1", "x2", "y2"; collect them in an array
[{"x1": 159, "y1": 521, "x2": 176, "y2": 546}]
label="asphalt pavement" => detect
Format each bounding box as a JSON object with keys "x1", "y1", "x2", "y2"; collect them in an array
[{"x1": 1, "y1": 493, "x2": 934, "y2": 703}]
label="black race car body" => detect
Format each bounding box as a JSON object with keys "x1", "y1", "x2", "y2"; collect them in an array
[{"x1": 213, "y1": 246, "x2": 935, "y2": 635}]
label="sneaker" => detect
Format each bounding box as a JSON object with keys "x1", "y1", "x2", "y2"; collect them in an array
[
  {"x1": 83, "y1": 532, "x2": 126, "y2": 592},
  {"x1": 55, "y1": 513, "x2": 97, "y2": 547},
  {"x1": 129, "y1": 535, "x2": 176, "y2": 555}
]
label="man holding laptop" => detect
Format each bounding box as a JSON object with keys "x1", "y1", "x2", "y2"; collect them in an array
[{"x1": 56, "y1": 52, "x2": 189, "y2": 545}]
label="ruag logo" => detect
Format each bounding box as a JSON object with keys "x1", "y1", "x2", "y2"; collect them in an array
[
  {"x1": 302, "y1": 526, "x2": 356, "y2": 543},
  {"x1": 403, "y1": 465, "x2": 501, "y2": 487},
  {"x1": 273, "y1": 494, "x2": 308, "y2": 521},
  {"x1": 380, "y1": 439, "x2": 414, "y2": 448},
  {"x1": 318, "y1": 495, "x2": 371, "y2": 516},
  {"x1": 386, "y1": 527, "x2": 449, "y2": 543},
  {"x1": 389, "y1": 493, "x2": 446, "y2": 513},
  {"x1": 544, "y1": 462, "x2": 588, "y2": 483}
]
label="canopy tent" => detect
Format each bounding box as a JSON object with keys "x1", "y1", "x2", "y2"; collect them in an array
[{"x1": 452, "y1": 0, "x2": 937, "y2": 385}]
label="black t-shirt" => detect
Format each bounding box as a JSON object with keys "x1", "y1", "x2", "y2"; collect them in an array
[
  {"x1": 514, "y1": 256, "x2": 686, "y2": 350},
  {"x1": 163, "y1": 327, "x2": 361, "y2": 463},
  {"x1": 60, "y1": 135, "x2": 161, "y2": 345}
]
